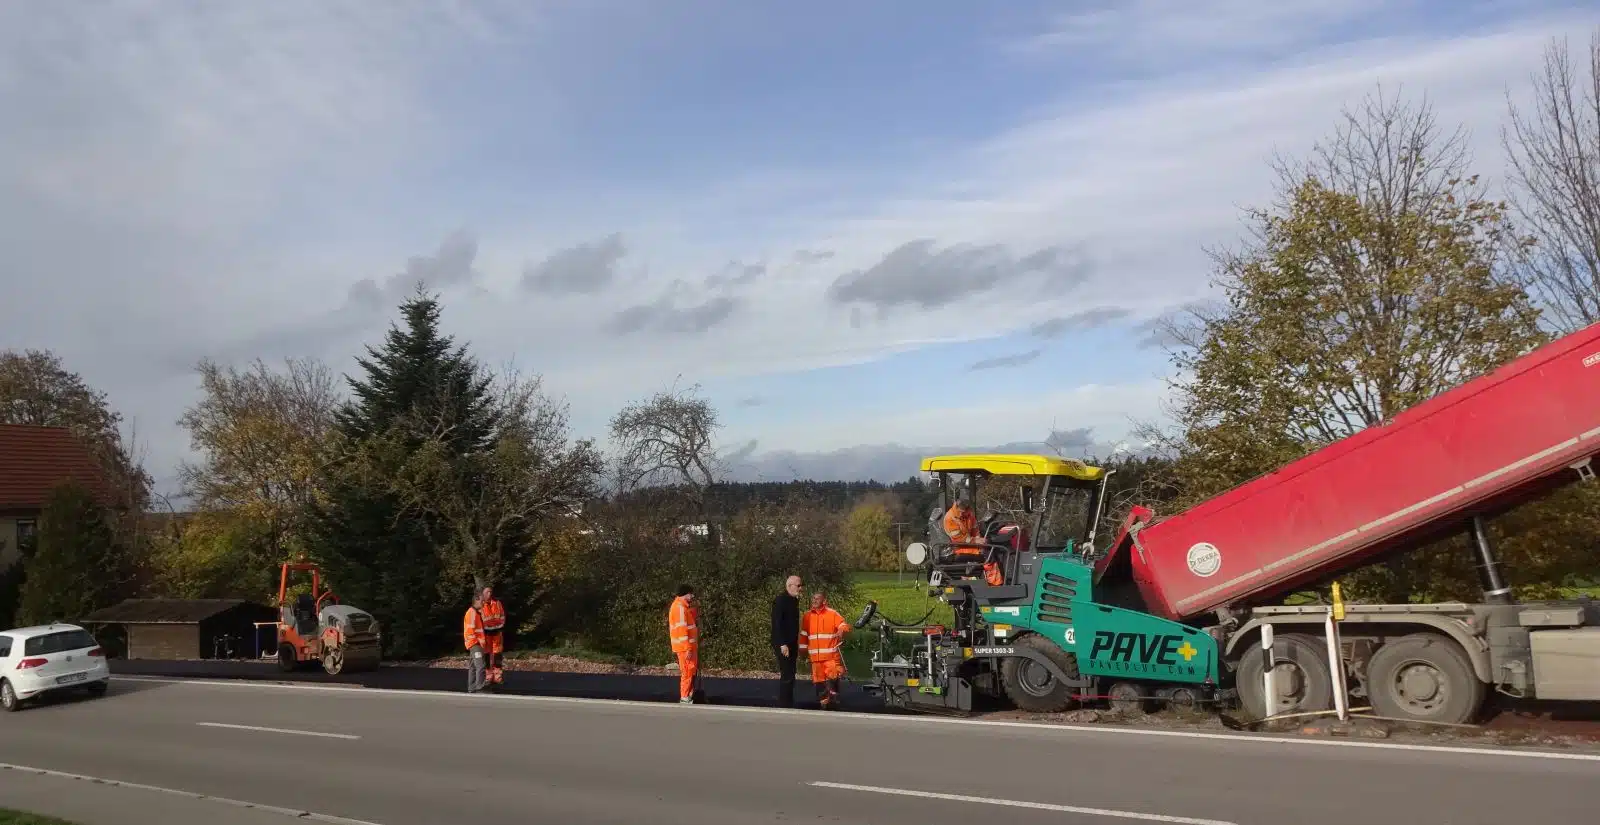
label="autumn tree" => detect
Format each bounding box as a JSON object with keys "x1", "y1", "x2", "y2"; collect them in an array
[
  {"x1": 841, "y1": 501, "x2": 897, "y2": 571},
  {"x1": 1501, "y1": 29, "x2": 1600, "y2": 333},
  {"x1": 149, "y1": 510, "x2": 279, "y2": 602},
  {"x1": 176, "y1": 356, "x2": 341, "y2": 563},
  {"x1": 1149, "y1": 88, "x2": 1558, "y2": 602}
]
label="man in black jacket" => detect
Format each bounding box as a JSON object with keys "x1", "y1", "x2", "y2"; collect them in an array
[{"x1": 770, "y1": 574, "x2": 802, "y2": 707}]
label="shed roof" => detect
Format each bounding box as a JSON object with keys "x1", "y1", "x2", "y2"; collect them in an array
[
  {"x1": 0, "y1": 424, "x2": 112, "y2": 510},
  {"x1": 82, "y1": 598, "x2": 270, "y2": 624}
]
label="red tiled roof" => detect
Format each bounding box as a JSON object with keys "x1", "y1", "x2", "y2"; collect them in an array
[{"x1": 0, "y1": 424, "x2": 112, "y2": 510}]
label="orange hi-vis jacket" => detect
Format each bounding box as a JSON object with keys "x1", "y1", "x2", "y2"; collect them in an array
[
  {"x1": 668, "y1": 596, "x2": 699, "y2": 654},
  {"x1": 943, "y1": 505, "x2": 984, "y2": 555},
  {"x1": 481, "y1": 599, "x2": 506, "y2": 633},
  {"x1": 799, "y1": 604, "x2": 851, "y2": 665},
  {"x1": 463, "y1": 607, "x2": 486, "y2": 651},
  {"x1": 945, "y1": 505, "x2": 1004, "y2": 585}
]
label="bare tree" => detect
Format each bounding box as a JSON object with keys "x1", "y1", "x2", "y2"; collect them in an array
[
  {"x1": 608, "y1": 382, "x2": 723, "y2": 520},
  {"x1": 177, "y1": 357, "x2": 342, "y2": 557},
  {"x1": 1502, "y1": 29, "x2": 1600, "y2": 333}
]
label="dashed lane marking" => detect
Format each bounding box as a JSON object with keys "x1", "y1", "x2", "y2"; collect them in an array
[{"x1": 196, "y1": 721, "x2": 360, "y2": 740}]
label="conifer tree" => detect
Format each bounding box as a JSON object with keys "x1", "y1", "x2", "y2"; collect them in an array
[{"x1": 17, "y1": 480, "x2": 128, "y2": 625}]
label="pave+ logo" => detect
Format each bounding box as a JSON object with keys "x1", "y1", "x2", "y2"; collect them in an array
[{"x1": 1087, "y1": 631, "x2": 1202, "y2": 677}]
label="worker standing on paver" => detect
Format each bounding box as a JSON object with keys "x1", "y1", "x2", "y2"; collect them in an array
[
  {"x1": 463, "y1": 591, "x2": 487, "y2": 694},
  {"x1": 480, "y1": 584, "x2": 506, "y2": 691},
  {"x1": 799, "y1": 589, "x2": 851, "y2": 710},
  {"x1": 668, "y1": 584, "x2": 700, "y2": 704}
]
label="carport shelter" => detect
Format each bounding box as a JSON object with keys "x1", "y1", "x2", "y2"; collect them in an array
[{"x1": 83, "y1": 598, "x2": 278, "y2": 660}]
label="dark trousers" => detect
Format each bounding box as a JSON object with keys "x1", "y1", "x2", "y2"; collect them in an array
[{"x1": 773, "y1": 643, "x2": 797, "y2": 707}]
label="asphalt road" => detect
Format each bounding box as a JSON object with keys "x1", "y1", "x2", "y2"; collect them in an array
[{"x1": 4, "y1": 677, "x2": 1600, "y2": 825}]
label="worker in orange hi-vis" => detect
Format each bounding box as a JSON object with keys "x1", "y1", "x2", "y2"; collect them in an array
[
  {"x1": 479, "y1": 585, "x2": 507, "y2": 691},
  {"x1": 667, "y1": 584, "x2": 700, "y2": 704},
  {"x1": 799, "y1": 589, "x2": 852, "y2": 710},
  {"x1": 463, "y1": 592, "x2": 488, "y2": 694},
  {"x1": 944, "y1": 488, "x2": 1003, "y2": 586}
]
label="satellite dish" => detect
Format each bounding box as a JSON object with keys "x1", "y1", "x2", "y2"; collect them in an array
[{"x1": 905, "y1": 542, "x2": 929, "y2": 566}]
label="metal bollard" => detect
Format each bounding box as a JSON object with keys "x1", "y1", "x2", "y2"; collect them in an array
[
  {"x1": 1261, "y1": 623, "x2": 1277, "y2": 719},
  {"x1": 1323, "y1": 610, "x2": 1348, "y2": 722}
]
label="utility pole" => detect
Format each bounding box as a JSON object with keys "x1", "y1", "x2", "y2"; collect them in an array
[{"x1": 893, "y1": 522, "x2": 911, "y2": 584}]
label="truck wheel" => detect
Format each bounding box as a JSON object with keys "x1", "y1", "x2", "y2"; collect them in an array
[
  {"x1": 1001, "y1": 633, "x2": 1081, "y2": 714},
  {"x1": 1235, "y1": 632, "x2": 1333, "y2": 720},
  {"x1": 1365, "y1": 633, "x2": 1484, "y2": 726}
]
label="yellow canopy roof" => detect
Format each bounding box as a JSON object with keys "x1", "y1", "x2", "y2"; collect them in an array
[{"x1": 918, "y1": 453, "x2": 1105, "y2": 481}]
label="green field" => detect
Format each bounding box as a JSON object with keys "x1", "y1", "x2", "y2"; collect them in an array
[{"x1": 836, "y1": 571, "x2": 953, "y2": 678}]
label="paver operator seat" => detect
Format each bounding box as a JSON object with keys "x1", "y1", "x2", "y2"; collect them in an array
[{"x1": 925, "y1": 474, "x2": 1025, "y2": 584}]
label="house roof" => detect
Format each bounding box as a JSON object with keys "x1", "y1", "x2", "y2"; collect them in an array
[
  {"x1": 0, "y1": 424, "x2": 112, "y2": 510},
  {"x1": 81, "y1": 598, "x2": 270, "y2": 624}
]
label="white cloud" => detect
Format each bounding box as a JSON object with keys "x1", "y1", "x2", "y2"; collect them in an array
[{"x1": 1, "y1": 1, "x2": 1591, "y2": 488}]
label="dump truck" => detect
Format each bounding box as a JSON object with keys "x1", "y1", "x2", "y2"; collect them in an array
[{"x1": 865, "y1": 321, "x2": 1600, "y2": 725}]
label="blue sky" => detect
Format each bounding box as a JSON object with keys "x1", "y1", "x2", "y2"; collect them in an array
[{"x1": 0, "y1": 0, "x2": 1594, "y2": 495}]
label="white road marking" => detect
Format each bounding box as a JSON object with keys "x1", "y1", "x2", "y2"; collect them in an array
[
  {"x1": 809, "y1": 781, "x2": 1237, "y2": 824},
  {"x1": 196, "y1": 721, "x2": 360, "y2": 740},
  {"x1": 0, "y1": 761, "x2": 382, "y2": 825},
  {"x1": 116, "y1": 676, "x2": 1600, "y2": 763}
]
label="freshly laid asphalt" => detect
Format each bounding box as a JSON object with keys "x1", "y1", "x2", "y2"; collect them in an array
[
  {"x1": 3, "y1": 676, "x2": 1599, "y2": 824},
  {"x1": 107, "y1": 657, "x2": 889, "y2": 711}
]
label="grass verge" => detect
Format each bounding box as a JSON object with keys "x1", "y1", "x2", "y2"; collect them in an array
[
  {"x1": 0, "y1": 810, "x2": 78, "y2": 825},
  {"x1": 837, "y1": 571, "x2": 951, "y2": 678}
]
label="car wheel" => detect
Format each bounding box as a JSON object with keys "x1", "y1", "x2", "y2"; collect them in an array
[
  {"x1": 86, "y1": 680, "x2": 109, "y2": 698},
  {"x1": 1, "y1": 679, "x2": 20, "y2": 712}
]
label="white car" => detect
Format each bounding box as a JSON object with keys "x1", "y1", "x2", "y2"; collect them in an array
[{"x1": 0, "y1": 623, "x2": 111, "y2": 712}]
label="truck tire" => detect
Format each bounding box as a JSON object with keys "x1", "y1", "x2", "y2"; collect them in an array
[
  {"x1": 1235, "y1": 632, "x2": 1333, "y2": 720},
  {"x1": 1001, "y1": 633, "x2": 1081, "y2": 714},
  {"x1": 1365, "y1": 633, "x2": 1485, "y2": 726}
]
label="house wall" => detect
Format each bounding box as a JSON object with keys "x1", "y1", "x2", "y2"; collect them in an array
[{"x1": 128, "y1": 625, "x2": 200, "y2": 660}]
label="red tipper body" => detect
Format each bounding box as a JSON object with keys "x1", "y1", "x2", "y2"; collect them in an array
[{"x1": 1110, "y1": 321, "x2": 1600, "y2": 622}]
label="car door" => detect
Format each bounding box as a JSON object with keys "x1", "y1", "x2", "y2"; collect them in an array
[{"x1": 0, "y1": 635, "x2": 12, "y2": 670}]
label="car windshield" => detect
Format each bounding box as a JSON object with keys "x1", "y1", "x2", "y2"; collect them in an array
[
  {"x1": 24, "y1": 629, "x2": 97, "y2": 656},
  {"x1": 1032, "y1": 481, "x2": 1097, "y2": 553}
]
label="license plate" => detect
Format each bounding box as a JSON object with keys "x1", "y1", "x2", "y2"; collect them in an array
[{"x1": 56, "y1": 673, "x2": 87, "y2": 685}]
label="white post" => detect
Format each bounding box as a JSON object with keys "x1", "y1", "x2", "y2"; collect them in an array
[
  {"x1": 1260, "y1": 623, "x2": 1277, "y2": 719},
  {"x1": 1323, "y1": 610, "x2": 1348, "y2": 722}
]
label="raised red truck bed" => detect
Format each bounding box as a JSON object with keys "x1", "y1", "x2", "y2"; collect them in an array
[{"x1": 1117, "y1": 321, "x2": 1600, "y2": 622}]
